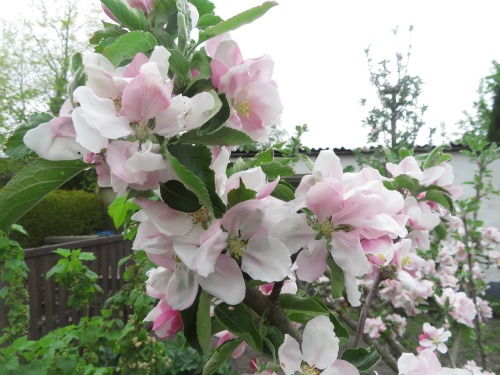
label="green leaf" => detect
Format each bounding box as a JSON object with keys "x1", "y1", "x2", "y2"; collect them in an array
[
  {"x1": 165, "y1": 144, "x2": 226, "y2": 218},
  {"x1": 227, "y1": 180, "x2": 257, "y2": 208},
  {"x1": 214, "y1": 303, "x2": 263, "y2": 351},
  {"x1": 70, "y1": 52, "x2": 83, "y2": 74},
  {"x1": 423, "y1": 189, "x2": 454, "y2": 213},
  {"x1": 0, "y1": 160, "x2": 88, "y2": 233},
  {"x1": 299, "y1": 154, "x2": 315, "y2": 171},
  {"x1": 107, "y1": 196, "x2": 140, "y2": 229},
  {"x1": 202, "y1": 338, "x2": 243, "y2": 375},
  {"x1": 271, "y1": 181, "x2": 295, "y2": 202},
  {"x1": 160, "y1": 180, "x2": 202, "y2": 213},
  {"x1": 394, "y1": 174, "x2": 421, "y2": 195},
  {"x1": 102, "y1": 31, "x2": 157, "y2": 66},
  {"x1": 327, "y1": 259, "x2": 345, "y2": 299},
  {"x1": 185, "y1": 78, "x2": 214, "y2": 97},
  {"x1": 198, "y1": 1, "x2": 278, "y2": 44},
  {"x1": 422, "y1": 144, "x2": 451, "y2": 169},
  {"x1": 190, "y1": 52, "x2": 212, "y2": 80},
  {"x1": 53, "y1": 248, "x2": 72, "y2": 258},
  {"x1": 89, "y1": 24, "x2": 127, "y2": 45},
  {"x1": 329, "y1": 313, "x2": 349, "y2": 339},
  {"x1": 179, "y1": 126, "x2": 255, "y2": 146},
  {"x1": 197, "y1": 291, "x2": 211, "y2": 355},
  {"x1": 4, "y1": 113, "x2": 54, "y2": 159},
  {"x1": 190, "y1": 0, "x2": 216, "y2": 17},
  {"x1": 279, "y1": 294, "x2": 330, "y2": 324},
  {"x1": 433, "y1": 222, "x2": 448, "y2": 240},
  {"x1": 341, "y1": 346, "x2": 381, "y2": 371},
  {"x1": 100, "y1": 0, "x2": 148, "y2": 31},
  {"x1": 167, "y1": 48, "x2": 190, "y2": 78},
  {"x1": 180, "y1": 289, "x2": 202, "y2": 353},
  {"x1": 78, "y1": 252, "x2": 97, "y2": 261},
  {"x1": 261, "y1": 162, "x2": 294, "y2": 180},
  {"x1": 197, "y1": 14, "x2": 223, "y2": 29},
  {"x1": 197, "y1": 93, "x2": 230, "y2": 135}
]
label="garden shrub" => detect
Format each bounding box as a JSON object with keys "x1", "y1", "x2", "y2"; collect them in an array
[
  {"x1": 0, "y1": 158, "x2": 27, "y2": 188},
  {"x1": 12, "y1": 190, "x2": 107, "y2": 247}
]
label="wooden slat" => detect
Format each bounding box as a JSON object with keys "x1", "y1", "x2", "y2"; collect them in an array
[{"x1": 0, "y1": 236, "x2": 133, "y2": 339}]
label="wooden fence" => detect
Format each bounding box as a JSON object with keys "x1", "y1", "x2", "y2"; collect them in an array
[{"x1": 0, "y1": 235, "x2": 133, "y2": 340}]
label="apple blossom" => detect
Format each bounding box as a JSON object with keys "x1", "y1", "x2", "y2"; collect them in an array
[
  {"x1": 418, "y1": 323, "x2": 451, "y2": 353},
  {"x1": 278, "y1": 316, "x2": 359, "y2": 375}
]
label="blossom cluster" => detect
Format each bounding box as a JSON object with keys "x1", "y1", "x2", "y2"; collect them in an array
[{"x1": 18, "y1": 0, "x2": 499, "y2": 373}]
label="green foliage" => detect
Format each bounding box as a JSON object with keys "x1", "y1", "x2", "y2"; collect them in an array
[
  {"x1": 11, "y1": 189, "x2": 106, "y2": 247},
  {"x1": 0, "y1": 159, "x2": 89, "y2": 233},
  {"x1": 457, "y1": 60, "x2": 500, "y2": 143},
  {"x1": 46, "y1": 249, "x2": 103, "y2": 310},
  {"x1": 0, "y1": 158, "x2": 27, "y2": 188},
  {"x1": 101, "y1": 31, "x2": 157, "y2": 66},
  {"x1": 0, "y1": 231, "x2": 29, "y2": 346}
]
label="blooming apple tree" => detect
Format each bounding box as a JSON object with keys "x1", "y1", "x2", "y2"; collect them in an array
[{"x1": 0, "y1": 0, "x2": 498, "y2": 374}]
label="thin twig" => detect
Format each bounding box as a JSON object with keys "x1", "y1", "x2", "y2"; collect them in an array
[{"x1": 354, "y1": 269, "x2": 382, "y2": 347}]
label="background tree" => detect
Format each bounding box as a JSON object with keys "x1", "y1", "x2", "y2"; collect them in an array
[
  {"x1": 0, "y1": 0, "x2": 98, "y2": 140},
  {"x1": 457, "y1": 61, "x2": 500, "y2": 143}
]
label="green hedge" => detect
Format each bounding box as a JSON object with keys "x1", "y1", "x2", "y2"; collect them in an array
[{"x1": 12, "y1": 190, "x2": 107, "y2": 248}]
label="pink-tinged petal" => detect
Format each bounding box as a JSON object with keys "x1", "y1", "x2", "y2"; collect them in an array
[
  {"x1": 256, "y1": 176, "x2": 280, "y2": 199},
  {"x1": 222, "y1": 199, "x2": 266, "y2": 239},
  {"x1": 135, "y1": 198, "x2": 193, "y2": 236},
  {"x1": 306, "y1": 178, "x2": 343, "y2": 222},
  {"x1": 149, "y1": 46, "x2": 171, "y2": 80},
  {"x1": 302, "y1": 316, "x2": 339, "y2": 369},
  {"x1": 83, "y1": 52, "x2": 124, "y2": 99},
  {"x1": 219, "y1": 64, "x2": 251, "y2": 97},
  {"x1": 313, "y1": 150, "x2": 343, "y2": 182},
  {"x1": 342, "y1": 167, "x2": 383, "y2": 192},
  {"x1": 225, "y1": 167, "x2": 266, "y2": 194},
  {"x1": 72, "y1": 86, "x2": 132, "y2": 152},
  {"x1": 236, "y1": 81, "x2": 283, "y2": 142},
  {"x1": 211, "y1": 39, "x2": 244, "y2": 68},
  {"x1": 123, "y1": 53, "x2": 149, "y2": 78},
  {"x1": 120, "y1": 71, "x2": 171, "y2": 122},
  {"x1": 145, "y1": 300, "x2": 183, "y2": 339},
  {"x1": 247, "y1": 55, "x2": 275, "y2": 83},
  {"x1": 165, "y1": 265, "x2": 198, "y2": 310},
  {"x1": 322, "y1": 360, "x2": 360, "y2": 375},
  {"x1": 210, "y1": 59, "x2": 229, "y2": 88},
  {"x1": 205, "y1": 33, "x2": 233, "y2": 58},
  {"x1": 274, "y1": 213, "x2": 317, "y2": 255},
  {"x1": 296, "y1": 240, "x2": 328, "y2": 282},
  {"x1": 359, "y1": 213, "x2": 408, "y2": 239},
  {"x1": 216, "y1": 332, "x2": 247, "y2": 358},
  {"x1": 128, "y1": 0, "x2": 153, "y2": 14},
  {"x1": 154, "y1": 95, "x2": 189, "y2": 137},
  {"x1": 193, "y1": 221, "x2": 228, "y2": 276},
  {"x1": 182, "y1": 92, "x2": 216, "y2": 131},
  {"x1": 344, "y1": 272, "x2": 362, "y2": 307},
  {"x1": 125, "y1": 140, "x2": 167, "y2": 172},
  {"x1": 212, "y1": 146, "x2": 230, "y2": 196},
  {"x1": 242, "y1": 235, "x2": 291, "y2": 282},
  {"x1": 197, "y1": 254, "x2": 245, "y2": 305},
  {"x1": 331, "y1": 230, "x2": 371, "y2": 276},
  {"x1": 146, "y1": 267, "x2": 172, "y2": 299},
  {"x1": 278, "y1": 335, "x2": 302, "y2": 375},
  {"x1": 24, "y1": 117, "x2": 87, "y2": 160}
]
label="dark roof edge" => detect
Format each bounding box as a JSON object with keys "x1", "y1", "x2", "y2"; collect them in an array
[{"x1": 231, "y1": 144, "x2": 470, "y2": 158}]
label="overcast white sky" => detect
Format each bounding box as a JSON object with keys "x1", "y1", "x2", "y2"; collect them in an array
[{"x1": 3, "y1": 0, "x2": 500, "y2": 148}]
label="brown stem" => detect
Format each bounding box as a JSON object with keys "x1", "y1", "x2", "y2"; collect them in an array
[
  {"x1": 462, "y1": 218, "x2": 487, "y2": 369},
  {"x1": 354, "y1": 269, "x2": 382, "y2": 347},
  {"x1": 243, "y1": 285, "x2": 302, "y2": 342},
  {"x1": 338, "y1": 310, "x2": 399, "y2": 373}
]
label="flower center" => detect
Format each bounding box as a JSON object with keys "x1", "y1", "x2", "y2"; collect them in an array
[
  {"x1": 234, "y1": 100, "x2": 250, "y2": 118},
  {"x1": 401, "y1": 256, "x2": 412, "y2": 267},
  {"x1": 319, "y1": 219, "x2": 335, "y2": 238},
  {"x1": 227, "y1": 236, "x2": 247, "y2": 259},
  {"x1": 301, "y1": 364, "x2": 320, "y2": 375},
  {"x1": 189, "y1": 206, "x2": 210, "y2": 225}
]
